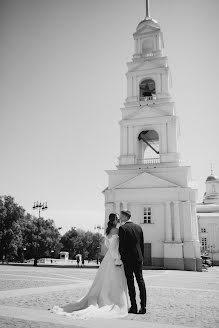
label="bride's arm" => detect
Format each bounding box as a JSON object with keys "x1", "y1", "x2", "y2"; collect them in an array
[
  {"x1": 104, "y1": 236, "x2": 110, "y2": 249},
  {"x1": 112, "y1": 236, "x2": 123, "y2": 266}
]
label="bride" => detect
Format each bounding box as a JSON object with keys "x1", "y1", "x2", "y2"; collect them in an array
[{"x1": 52, "y1": 213, "x2": 129, "y2": 319}]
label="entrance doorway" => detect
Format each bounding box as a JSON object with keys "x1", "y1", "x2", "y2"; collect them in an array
[{"x1": 143, "y1": 243, "x2": 152, "y2": 266}]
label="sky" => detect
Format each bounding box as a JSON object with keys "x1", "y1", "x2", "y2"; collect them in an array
[{"x1": 1, "y1": 0, "x2": 219, "y2": 234}]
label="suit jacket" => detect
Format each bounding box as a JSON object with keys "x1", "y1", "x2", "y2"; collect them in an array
[{"x1": 119, "y1": 221, "x2": 144, "y2": 264}]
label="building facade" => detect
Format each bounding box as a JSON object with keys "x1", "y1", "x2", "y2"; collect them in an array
[
  {"x1": 103, "y1": 10, "x2": 202, "y2": 271},
  {"x1": 197, "y1": 172, "x2": 219, "y2": 265}
]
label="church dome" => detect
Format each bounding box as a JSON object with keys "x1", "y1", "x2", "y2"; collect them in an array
[
  {"x1": 206, "y1": 175, "x2": 219, "y2": 182},
  {"x1": 136, "y1": 17, "x2": 160, "y2": 31}
]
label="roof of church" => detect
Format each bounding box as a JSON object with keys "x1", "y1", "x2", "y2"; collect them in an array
[
  {"x1": 197, "y1": 212, "x2": 219, "y2": 217},
  {"x1": 206, "y1": 175, "x2": 219, "y2": 182},
  {"x1": 136, "y1": 17, "x2": 160, "y2": 31},
  {"x1": 197, "y1": 203, "x2": 219, "y2": 213}
]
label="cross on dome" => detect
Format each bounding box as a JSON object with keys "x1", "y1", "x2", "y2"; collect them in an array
[
  {"x1": 146, "y1": 0, "x2": 150, "y2": 19},
  {"x1": 206, "y1": 163, "x2": 219, "y2": 182},
  {"x1": 211, "y1": 163, "x2": 213, "y2": 175}
]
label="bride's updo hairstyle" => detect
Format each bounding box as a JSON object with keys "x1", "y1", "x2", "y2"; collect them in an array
[{"x1": 106, "y1": 213, "x2": 117, "y2": 235}]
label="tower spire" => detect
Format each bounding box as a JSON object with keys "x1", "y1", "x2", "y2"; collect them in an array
[
  {"x1": 146, "y1": 0, "x2": 150, "y2": 18},
  {"x1": 211, "y1": 162, "x2": 214, "y2": 175}
]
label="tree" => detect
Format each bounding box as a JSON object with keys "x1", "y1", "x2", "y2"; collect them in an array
[
  {"x1": 60, "y1": 227, "x2": 78, "y2": 259},
  {"x1": 22, "y1": 216, "x2": 62, "y2": 266},
  {"x1": 0, "y1": 196, "x2": 25, "y2": 262},
  {"x1": 60, "y1": 227, "x2": 84, "y2": 259},
  {"x1": 61, "y1": 228, "x2": 104, "y2": 261},
  {"x1": 83, "y1": 231, "x2": 94, "y2": 260},
  {"x1": 90, "y1": 232, "x2": 103, "y2": 261}
]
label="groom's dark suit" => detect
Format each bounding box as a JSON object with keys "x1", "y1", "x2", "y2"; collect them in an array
[{"x1": 119, "y1": 221, "x2": 146, "y2": 311}]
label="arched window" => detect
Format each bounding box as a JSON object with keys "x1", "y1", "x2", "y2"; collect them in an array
[
  {"x1": 138, "y1": 130, "x2": 159, "y2": 164},
  {"x1": 139, "y1": 79, "x2": 156, "y2": 100},
  {"x1": 142, "y1": 38, "x2": 154, "y2": 54}
]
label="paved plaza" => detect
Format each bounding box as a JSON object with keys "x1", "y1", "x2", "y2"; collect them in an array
[{"x1": 0, "y1": 264, "x2": 218, "y2": 328}]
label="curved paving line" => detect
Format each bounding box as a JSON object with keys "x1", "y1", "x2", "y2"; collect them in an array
[{"x1": 0, "y1": 281, "x2": 92, "y2": 299}]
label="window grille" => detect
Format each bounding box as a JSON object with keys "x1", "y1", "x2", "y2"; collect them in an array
[
  {"x1": 201, "y1": 237, "x2": 207, "y2": 250},
  {"x1": 143, "y1": 207, "x2": 152, "y2": 223}
]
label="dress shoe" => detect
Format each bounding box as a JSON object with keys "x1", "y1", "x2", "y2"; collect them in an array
[
  {"x1": 128, "y1": 307, "x2": 137, "y2": 314},
  {"x1": 138, "y1": 308, "x2": 146, "y2": 314}
]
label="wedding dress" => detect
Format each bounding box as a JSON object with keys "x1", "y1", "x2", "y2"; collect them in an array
[{"x1": 52, "y1": 234, "x2": 129, "y2": 319}]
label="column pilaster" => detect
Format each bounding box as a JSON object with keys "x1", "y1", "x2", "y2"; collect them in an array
[
  {"x1": 173, "y1": 201, "x2": 181, "y2": 242},
  {"x1": 122, "y1": 201, "x2": 128, "y2": 211},
  {"x1": 191, "y1": 202, "x2": 199, "y2": 241},
  {"x1": 165, "y1": 201, "x2": 172, "y2": 242},
  {"x1": 182, "y1": 201, "x2": 192, "y2": 241},
  {"x1": 121, "y1": 126, "x2": 128, "y2": 155},
  {"x1": 115, "y1": 201, "x2": 121, "y2": 215}
]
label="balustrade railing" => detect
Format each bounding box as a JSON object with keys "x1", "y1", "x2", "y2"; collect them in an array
[
  {"x1": 139, "y1": 95, "x2": 156, "y2": 102},
  {"x1": 144, "y1": 52, "x2": 154, "y2": 57},
  {"x1": 137, "y1": 158, "x2": 160, "y2": 165}
]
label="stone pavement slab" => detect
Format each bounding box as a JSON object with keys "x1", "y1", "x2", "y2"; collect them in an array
[
  {"x1": 0, "y1": 266, "x2": 218, "y2": 327},
  {"x1": 0, "y1": 283, "x2": 218, "y2": 327},
  {"x1": 0, "y1": 305, "x2": 195, "y2": 328}
]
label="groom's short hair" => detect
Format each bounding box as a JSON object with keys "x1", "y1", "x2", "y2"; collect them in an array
[{"x1": 121, "y1": 210, "x2": 131, "y2": 218}]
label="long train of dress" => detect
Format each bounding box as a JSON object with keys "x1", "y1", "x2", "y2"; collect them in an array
[{"x1": 52, "y1": 235, "x2": 129, "y2": 319}]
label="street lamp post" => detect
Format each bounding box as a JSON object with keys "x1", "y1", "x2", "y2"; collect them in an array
[
  {"x1": 33, "y1": 201, "x2": 48, "y2": 218},
  {"x1": 51, "y1": 250, "x2": 54, "y2": 263},
  {"x1": 23, "y1": 247, "x2": 26, "y2": 263},
  {"x1": 32, "y1": 201, "x2": 48, "y2": 266}
]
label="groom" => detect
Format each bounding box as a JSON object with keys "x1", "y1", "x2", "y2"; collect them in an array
[{"x1": 119, "y1": 210, "x2": 146, "y2": 314}]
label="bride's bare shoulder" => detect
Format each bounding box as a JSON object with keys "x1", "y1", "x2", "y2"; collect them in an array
[
  {"x1": 110, "y1": 227, "x2": 119, "y2": 235},
  {"x1": 106, "y1": 227, "x2": 118, "y2": 238}
]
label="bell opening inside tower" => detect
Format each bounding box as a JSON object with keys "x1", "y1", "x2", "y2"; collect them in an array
[
  {"x1": 142, "y1": 38, "x2": 154, "y2": 55},
  {"x1": 139, "y1": 79, "x2": 156, "y2": 101},
  {"x1": 138, "y1": 130, "x2": 160, "y2": 164}
]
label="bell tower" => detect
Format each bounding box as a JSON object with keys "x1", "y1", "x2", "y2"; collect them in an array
[
  {"x1": 103, "y1": 1, "x2": 202, "y2": 272},
  {"x1": 119, "y1": 2, "x2": 179, "y2": 167}
]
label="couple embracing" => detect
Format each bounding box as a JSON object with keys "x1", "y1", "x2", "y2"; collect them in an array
[{"x1": 53, "y1": 210, "x2": 146, "y2": 319}]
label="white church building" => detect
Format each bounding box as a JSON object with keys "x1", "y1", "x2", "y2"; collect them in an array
[
  {"x1": 197, "y1": 170, "x2": 219, "y2": 266},
  {"x1": 103, "y1": 4, "x2": 202, "y2": 271}
]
